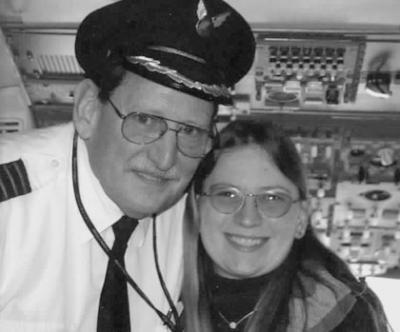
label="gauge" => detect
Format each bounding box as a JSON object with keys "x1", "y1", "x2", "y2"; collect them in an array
[{"x1": 359, "y1": 189, "x2": 391, "y2": 201}]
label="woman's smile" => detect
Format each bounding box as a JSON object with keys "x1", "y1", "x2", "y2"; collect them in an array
[{"x1": 224, "y1": 233, "x2": 269, "y2": 252}]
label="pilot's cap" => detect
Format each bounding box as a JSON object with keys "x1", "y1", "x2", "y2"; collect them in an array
[{"x1": 75, "y1": 0, "x2": 255, "y2": 104}]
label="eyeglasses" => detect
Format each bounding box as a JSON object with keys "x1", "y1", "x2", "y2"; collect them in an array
[
  {"x1": 200, "y1": 186, "x2": 300, "y2": 218},
  {"x1": 108, "y1": 98, "x2": 214, "y2": 158}
]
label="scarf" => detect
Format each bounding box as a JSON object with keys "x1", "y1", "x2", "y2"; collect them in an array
[
  {"x1": 208, "y1": 259, "x2": 357, "y2": 332},
  {"x1": 287, "y1": 260, "x2": 357, "y2": 332}
]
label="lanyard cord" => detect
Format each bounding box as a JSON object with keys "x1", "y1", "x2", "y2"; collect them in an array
[
  {"x1": 152, "y1": 219, "x2": 181, "y2": 330},
  {"x1": 71, "y1": 131, "x2": 180, "y2": 332}
]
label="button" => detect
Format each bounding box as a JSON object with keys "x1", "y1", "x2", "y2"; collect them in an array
[
  {"x1": 362, "y1": 230, "x2": 371, "y2": 241},
  {"x1": 51, "y1": 159, "x2": 60, "y2": 167},
  {"x1": 311, "y1": 145, "x2": 318, "y2": 158},
  {"x1": 317, "y1": 188, "x2": 325, "y2": 198}
]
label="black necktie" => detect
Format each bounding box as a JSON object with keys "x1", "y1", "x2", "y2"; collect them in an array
[{"x1": 97, "y1": 216, "x2": 138, "y2": 332}]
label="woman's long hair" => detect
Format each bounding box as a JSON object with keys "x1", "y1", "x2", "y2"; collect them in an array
[{"x1": 182, "y1": 120, "x2": 390, "y2": 332}]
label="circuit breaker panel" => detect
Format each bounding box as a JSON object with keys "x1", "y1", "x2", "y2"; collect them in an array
[{"x1": 250, "y1": 33, "x2": 366, "y2": 110}]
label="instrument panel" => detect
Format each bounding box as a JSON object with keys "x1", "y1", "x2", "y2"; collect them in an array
[{"x1": 290, "y1": 122, "x2": 400, "y2": 278}]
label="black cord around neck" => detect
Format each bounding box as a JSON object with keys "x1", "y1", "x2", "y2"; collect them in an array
[
  {"x1": 152, "y1": 218, "x2": 182, "y2": 329},
  {"x1": 71, "y1": 131, "x2": 181, "y2": 332}
]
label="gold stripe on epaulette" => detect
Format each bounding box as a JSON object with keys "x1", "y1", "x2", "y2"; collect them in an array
[{"x1": 0, "y1": 159, "x2": 32, "y2": 203}]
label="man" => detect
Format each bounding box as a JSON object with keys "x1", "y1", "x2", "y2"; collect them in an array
[{"x1": 0, "y1": 0, "x2": 254, "y2": 331}]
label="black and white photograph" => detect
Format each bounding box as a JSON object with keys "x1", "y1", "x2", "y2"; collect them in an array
[{"x1": 0, "y1": 0, "x2": 399, "y2": 331}]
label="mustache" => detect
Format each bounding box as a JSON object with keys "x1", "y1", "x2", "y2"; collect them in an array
[{"x1": 129, "y1": 165, "x2": 180, "y2": 180}]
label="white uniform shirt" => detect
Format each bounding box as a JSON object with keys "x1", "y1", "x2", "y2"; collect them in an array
[{"x1": 0, "y1": 123, "x2": 184, "y2": 332}]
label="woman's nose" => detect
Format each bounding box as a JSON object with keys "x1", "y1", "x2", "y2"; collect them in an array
[{"x1": 233, "y1": 196, "x2": 264, "y2": 228}]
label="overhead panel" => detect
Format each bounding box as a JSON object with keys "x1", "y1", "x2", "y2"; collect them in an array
[
  {"x1": 230, "y1": 29, "x2": 400, "y2": 118},
  {"x1": 252, "y1": 33, "x2": 365, "y2": 110}
]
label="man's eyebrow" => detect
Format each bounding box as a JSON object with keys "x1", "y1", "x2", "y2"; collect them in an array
[
  {"x1": 178, "y1": 121, "x2": 210, "y2": 130},
  {"x1": 141, "y1": 112, "x2": 211, "y2": 131}
]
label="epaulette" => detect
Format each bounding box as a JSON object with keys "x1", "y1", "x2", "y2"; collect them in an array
[{"x1": 0, "y1": 159, "x2": 32, "y2": 203}]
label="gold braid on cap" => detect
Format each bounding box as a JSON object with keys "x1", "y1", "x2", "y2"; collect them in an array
[
  {"x1": 147, "y1": 46, "x2": 206, "y2": 64},
  {"x1": 125, "y1": 55, "x2": 231, "y2": 99}
]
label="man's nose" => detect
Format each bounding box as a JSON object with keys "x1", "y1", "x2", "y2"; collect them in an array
[
  {"x1": 147, "y1": 129, "x2": 178, "y2": 171},
  {"x1": 233, "y1": 196, "x2": 264, "y2": 228}
]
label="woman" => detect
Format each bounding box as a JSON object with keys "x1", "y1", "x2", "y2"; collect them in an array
[{"x1": 182, "y1": 120, "x2": 390, "y2": 332}]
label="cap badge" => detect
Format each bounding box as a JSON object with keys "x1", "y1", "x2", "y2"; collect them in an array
[
  {"x1": 196, "y1": 0, "x2": 231, "y2": 37},
  {"x1": 196, "y1": 0, "x2": 208, "y2": 22}
]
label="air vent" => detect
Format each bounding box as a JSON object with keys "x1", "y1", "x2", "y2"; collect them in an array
[
  {"x1": 37, "y1": 54, "x2": 83, "y2": 76},
  {"x1": 3, "y1": 28, "x2": 83, "y2": 80},
  {"x1": 0, "y1": 119, "x2": 23, "y2": 134}
]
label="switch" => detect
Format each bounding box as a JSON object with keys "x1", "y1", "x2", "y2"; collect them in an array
[
  {"x1": 342, "y1": 228, "x2": 351, "y2": 242},
  {"x1": 362, "y1": 230, "x2": 371, "y2": 242},
  {"x1": 394, "y1": 168, "x2": 400, "y2": 185},
  {"x1": 325, "y1": 146, "x2": 332, "y2": 159},
  {"x1": 317, "y1": 188, "x2": 325, "y2": 198},
  {"x1": 311, "y1": 145, "x2": 318, "y2": 158},
  {"x1": 358, "y1": 166, "x2": 367, "y2": 183},
  {"x1": 326, "y1": 85, "x2": 340, "y2": 104}
]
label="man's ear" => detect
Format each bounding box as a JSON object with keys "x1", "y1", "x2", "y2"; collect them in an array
[{"x1": 73, "y1": 79, "x2": 101, "y2": 140}]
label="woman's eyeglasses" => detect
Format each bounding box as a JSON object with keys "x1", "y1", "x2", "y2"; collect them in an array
[
  {"x1": 108, "y1": 98, "x2": 214, "y2": 158},
  {"x1": 200, "y1": 186, "x2": 300, "y2": 218}
]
